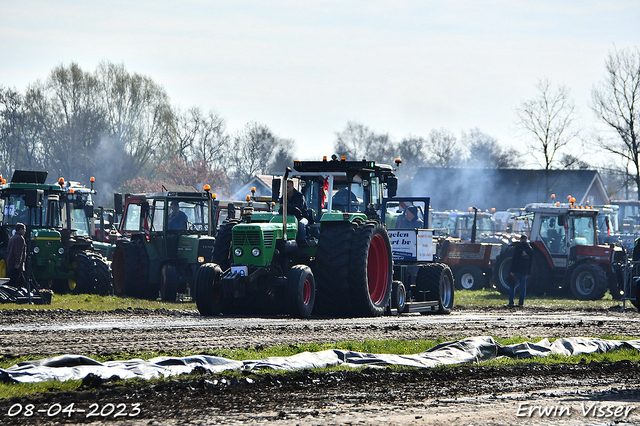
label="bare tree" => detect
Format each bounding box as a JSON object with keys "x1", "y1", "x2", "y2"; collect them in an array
[
  {"x1": 516, "y1": 78, "x2": 579, "y2": 170},
  {"x1": 591, "y1": 46, "x2": 640, "y2": 199},
  {"x1": 425, "y1": 128, "x2": 460, "y2": 168},
  {"x1": 461, "y1": 128, "x2": 520, "y2": 169},
  {"x1": 334, "y1": 121, "x2": 396, "y2": 163}
]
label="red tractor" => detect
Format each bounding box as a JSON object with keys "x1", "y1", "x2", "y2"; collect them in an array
[{"x1": 493, "y1": 203, "x2": 625, "y2": 300}]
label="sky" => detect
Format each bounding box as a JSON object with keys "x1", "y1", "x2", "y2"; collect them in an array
[{"x1": 1, "y1": 1, "x2": 639, "y2": 166}]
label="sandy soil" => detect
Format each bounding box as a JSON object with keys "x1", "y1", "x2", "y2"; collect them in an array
[{"x1": 1, "y1": 305, "x2": 639, "y2": 425}]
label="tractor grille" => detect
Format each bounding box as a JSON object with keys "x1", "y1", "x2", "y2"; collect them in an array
[
  {"x1": 263, "y1": 230, "x2": 274, "y2": 247},
  {"x1": 233, "y1": 229, "x2": 262, "y2": 246}
]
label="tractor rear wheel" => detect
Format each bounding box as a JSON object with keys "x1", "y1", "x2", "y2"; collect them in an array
[
  {"x1": 528, "y1": 250, "x2": 554, "y2": 296},
  {"x1": 492, "y1": 247, "x2": 514, "y2": 295},
  {"x1": 286, "y1": 265, "x2": 315, "y2": 318},
  {"x1": 72, "y1": 251, "x2": 97, "y2": 294},
  {"x1": 570, "y1": 263, "x2": 608, "y2": 300},
  {"x1": 211, "y1": 220, "x2": 239, "y2": 271},
  {"x1": 135, "y1": 239, "x2": 156, "y2": 300},
  {"x1": 92, "y1": 254, "x2": 112, "y2": 296},
  {"x1": 194, "y1": 263, "x2": 224, "y2": 316},
  {"x1": 417, "y1": 263, "x2": 454, "y2": 314},
  {"x1": 314, "y1": 221, "x2": 356, "y2": 316},
  {"x1": 111, "y1": 246, "x2": 128, "y2": 296},
  {"x1": 0, "y1": 256, "x2": 7, "y2": 279},
  {"x1": 455, "y1": 266, "x2": 484, "y2": 290},
  {"x1": 160, "y1": 263, "x2": 179, "y2": 302},
  {"x1": 348, "y1": 220, "x2": 392, "y2": 317}
]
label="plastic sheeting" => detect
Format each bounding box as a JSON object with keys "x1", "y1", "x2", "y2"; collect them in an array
[{"x1": 2, "y1": 336, "x2": 640, "y2": 384}]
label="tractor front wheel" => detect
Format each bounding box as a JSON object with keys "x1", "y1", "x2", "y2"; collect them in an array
[
  {"x1": 570, "y1": 263, "x2": 608, "y2": 300},
  {"x1": 492, "y1": 247, "x2": 514, "y2": 295},
  {"x1": 211, "y1": 220, "x2": 239, "y2": 271},
  {"x1": 194, "y1": 263, "x2": 224, "y2": 316},
  {"x1": 286, "y1": 265, "x2": 315, "y2": 318},
  {"x1": 455, "y1": 266, "x2": 484, "y2": 290},
  {"x1": 72, "y1": 251, "x2": 97, "y2": 294}
]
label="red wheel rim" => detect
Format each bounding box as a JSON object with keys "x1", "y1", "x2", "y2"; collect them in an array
[
  {"x1": 302, "y1": 278, "x2": 312, "y2": 305},
  {"x1": 367, "y1": 233, "x2": 389, "y2": 305}
]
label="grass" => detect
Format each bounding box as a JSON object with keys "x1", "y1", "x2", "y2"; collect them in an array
[
  {"x1": 2, "y1": 335, "x2": 640, "y2": 399},
  {"x1": 0, "y1": 287, "x2": 630, "y2": 312},
  {"x1": 0, "y1": 294, "x2": 196, "y2": 311}
]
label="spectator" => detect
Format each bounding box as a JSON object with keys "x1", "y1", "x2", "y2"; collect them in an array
[
  {"x1": 508, "y1": 234, "x2": 533, "y2": 307},
  {"x1": 7, "y1": 223, "x2": 27, "y2": 288}
]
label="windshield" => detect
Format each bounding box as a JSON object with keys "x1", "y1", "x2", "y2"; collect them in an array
[
  {"x1": 0, "y1": 191, "x2": 49, "y2": 227},
  {"x1": 571, "y1": 215, "x2": 596, "y2": 246}
]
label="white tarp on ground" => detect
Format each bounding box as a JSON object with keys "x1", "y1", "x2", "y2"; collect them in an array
[{"x1": 2, "y1": 336, "x2": 640, "y2": 384}]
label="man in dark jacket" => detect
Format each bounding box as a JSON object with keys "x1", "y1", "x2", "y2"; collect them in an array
[
  {"x1": 7, "y1": 222, "x2": 27, "y2": 288},
  {"x1": 397, "y1": 206, "x2": 424, "y2": 229},
  {"x1": 508, "y1": 234, "x2": 533, "y2": 307}
]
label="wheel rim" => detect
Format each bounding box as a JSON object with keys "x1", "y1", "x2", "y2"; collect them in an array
[
  {"x1": 461, "y1": 272, "x2": 475, "y2": 290},
  {"x1": 367, "y1": 233, "x2": 389, "y2": 305},
  {"x1": 575, "y1": 271, "x2": 595, "y2": 296},
  {"x1": 302, "y1": 278, "x2": 312, "y2": 305},
  {"x1": 0, "y1": 259, "x2": 6, "y2": 278},
  {"x1": 397, "y1": 286, "x2": 405, "y2": 308}
]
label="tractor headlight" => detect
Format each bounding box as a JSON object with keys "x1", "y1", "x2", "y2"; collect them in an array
[
  {"x1": 251, "y1": 248, "x2": 261, "y2": 257},
  {"x1": 33, "y1": 246, "x2": 40, "y2": 254},
  {"x1": 197, "y1": 256, "x2": 205, "y2": 263},
  {"x1": 234, "y1": 248, "x2": 243, "y2": 257},
  {"x1": 58, "y1": 248, "x2": 64, "y2": 255}
]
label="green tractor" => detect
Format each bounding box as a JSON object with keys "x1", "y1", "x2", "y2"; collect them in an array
[
  {"x1": 0, "y1": 170, "x2": 112, "y2": 295},
  {"x1": 194, "y1": 157, "x2": 401, "y2": 318},
  {"x1": 111, "y1": 186, "x2": 216, "y2": 301}
]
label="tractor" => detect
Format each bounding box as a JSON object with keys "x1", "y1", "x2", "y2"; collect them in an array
[
  {"x1": 111, "y1": 185, "x2": 216, "y2": 301},
  {"x1": 195, "y1": 156, "x2": 455, "y2": 318},
  {"x1": 0, "y1": 170, "x2": 112, "y2": 295},
  {"x1": 493, "y1": 202, "x2": 625, "y2": 300}
]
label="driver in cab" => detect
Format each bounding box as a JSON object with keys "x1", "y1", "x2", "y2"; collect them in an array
[
  {"x1": 397, "y1": 205, "x2": 424, "y2": 229},
  {"x1": 168, "y1": 200, "x2": 188, "y2": 230}
]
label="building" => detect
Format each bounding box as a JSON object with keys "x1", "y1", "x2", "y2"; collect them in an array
[{"x1": 403, "y1": 168, "x2": 609, "y2": 211}]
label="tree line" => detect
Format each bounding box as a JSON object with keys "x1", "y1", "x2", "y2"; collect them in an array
[{"x1": 1, "y1": 46, "x2": 639, "y2": 204}]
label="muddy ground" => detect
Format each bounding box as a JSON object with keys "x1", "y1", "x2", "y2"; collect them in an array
[{"x1": 1, "y1": 305, "x2": 640, "y2": 425}]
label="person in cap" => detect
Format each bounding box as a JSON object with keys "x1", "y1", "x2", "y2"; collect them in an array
[
  {"x1": 7, "y1": 223, "x2": 27, "y2": 288},
  {"x1": 398, "y1": 205, "x2": 424, "y2": 229},
  {"x1": 168, "y1": 200, "x2": 188, "y2": 230},
  {"x1": 507, "y1": 234, "x2": 533, "y2": 307}
]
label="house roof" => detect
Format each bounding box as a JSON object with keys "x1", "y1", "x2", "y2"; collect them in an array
[{"x1": 404, "y1": 168, "x2": 608, "y2": 211}]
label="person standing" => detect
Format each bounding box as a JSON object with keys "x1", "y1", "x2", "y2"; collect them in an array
[
  {"x1": 7, "y1": 222, "x2": 27, "y2": 288},
  {"x1": 508, "y1": 234, "x2": 533, "y2": 307}
]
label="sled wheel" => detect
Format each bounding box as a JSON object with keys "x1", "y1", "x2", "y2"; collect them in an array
[
  {"x1": 391, "y1": 280, "x2": 407, "y2": 313},
  {"x1": 418, "y1": 263, "x2": 454, "y2": 314}
]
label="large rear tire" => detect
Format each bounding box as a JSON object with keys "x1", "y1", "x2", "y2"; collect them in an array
[
  {"x1": 348, "y1": 220, "x2": 392, "y2": 317},
  {"x1": 72, "y1": 251, "x2": 97, "y2": 294},
  {"x1": 92, "y1": 254, "x2": 113, "y2": 296},
  {"x1": 160, "y1": 263, "x2": 179, "y2": 302},
  {"x1": 492, "y1": 247, "x2": 514, "y2": 295},
  {"x1": 211, "y1": 220, "x2": 239, "y2": 271},
  {"x1": 570, "y1": 263, "x2": 608, "y2": 300},
  {"x1": 286, "y1": 265, "x2": 315, "y2": 318},
  {"x1": 314, "y1": 221, "x2": 356, "y2": 316},
  {"x1": 528, "y1": 250, "x2": 555, "y2": 296},
  {"x1": 194, "y1": 263, "x2": 223, "y2": 316},
  {"x1": 455, "y1": 266, "x2": 484, "y2": 290},
  {"x1": 135, "y1": 239, "x2": 156, "y2": 300},
  {"x1": 417, "y1": 263, "x2": 454, "y2": 314}
]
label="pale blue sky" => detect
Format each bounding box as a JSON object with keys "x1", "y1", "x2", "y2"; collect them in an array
[{"x1": 1, "y1": 1, "x2": 638, "y2": 165}]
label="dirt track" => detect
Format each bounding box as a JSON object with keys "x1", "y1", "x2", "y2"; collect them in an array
[{"x1": 1, "y1": 305, "x2": 640, "y2": 425}]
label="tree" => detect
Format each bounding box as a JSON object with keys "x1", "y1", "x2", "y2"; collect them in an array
[
  {"x1": 559, "y1": 154, "x2": 590, "y2": 170},
  {"x1": 515, "y1": 78, "x2": 579, "y2": 170},
  {"x1": 591, "y1": 46, "x2": 640, "y2": 200},
  {"x1": 424, "y1": 128, "x2": 460, "y2": 168},
  {"x1": 334, "y1": 121, "x2": 396, "y2": 164},
  {"x1": 461, "y1": 128, "x2": 520, "y2": 169}
]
